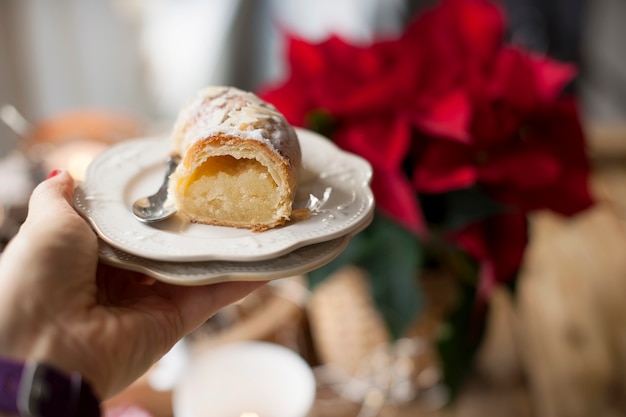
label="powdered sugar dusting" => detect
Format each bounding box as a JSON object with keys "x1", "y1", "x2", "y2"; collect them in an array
[{"x1": 171, "y1": 86, "x2": 300, "y2": 164}]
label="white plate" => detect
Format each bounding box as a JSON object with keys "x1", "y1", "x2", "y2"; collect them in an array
[
  {"x1": 75, "y1": 128, "x2": 374, "y2": 262},
  {"x1": 97, "y1": 234, "x2": 350, "y2": 285}
]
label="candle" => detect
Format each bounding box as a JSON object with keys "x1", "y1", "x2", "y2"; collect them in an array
[
  {"x1": 41, "y1": 140, "x2": 108, "y2": 181},
  {"x1": 173, "y1": 341, "x2": 316, "y2": 417},
  {"x1": 23, "y1": 109, "x2": 146, "y2": 181}
]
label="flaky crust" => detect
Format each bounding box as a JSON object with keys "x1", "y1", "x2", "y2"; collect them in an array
[{"x1": 167, "y1": 86, "x2": 301, "y2": 231}]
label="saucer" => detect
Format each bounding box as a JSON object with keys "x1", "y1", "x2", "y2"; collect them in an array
[{"x1": 97, "y1": 234, "x2": 351, "y2": 285}]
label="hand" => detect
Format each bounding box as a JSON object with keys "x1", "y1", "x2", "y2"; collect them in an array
[{"x1": 0, "y1": 171, "x2": 264, "y2": 400}]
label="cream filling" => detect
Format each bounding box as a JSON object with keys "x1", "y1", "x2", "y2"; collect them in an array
[{"x1": 176, "y1": 156, "x2": 281, "y2": 224}]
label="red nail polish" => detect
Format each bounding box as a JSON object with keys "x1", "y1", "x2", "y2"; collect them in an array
[{"x1": 46, "y1": 169, "x2": 62, "y2": 179}]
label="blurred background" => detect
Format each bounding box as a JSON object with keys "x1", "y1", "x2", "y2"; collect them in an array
[
  {"x1": 2, "y1": 1, "x2": 626, "y2": 417},
  {"x1": 2, "y1": 0, "x2": 624, "y2": 148}
]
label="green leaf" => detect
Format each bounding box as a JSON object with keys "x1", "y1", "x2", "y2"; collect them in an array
[
  {"x1": 308, "y1": 213, "x2": 424, "y2": 338},
  {"x1": 436, "y1": 276, "x2": 486, "y2": 399}
]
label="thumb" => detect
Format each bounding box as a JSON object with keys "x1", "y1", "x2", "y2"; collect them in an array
[
  {"x1": 19, "y1": 170, "x2": 96, "y2": 245},
  {"x1": 26, "y1": 170, "x2": 77, "y2": 222},
  {"x1": 0, "y1": 170, "x2": 98, "y2": 296}
]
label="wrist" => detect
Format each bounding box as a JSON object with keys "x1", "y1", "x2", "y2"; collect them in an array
[
  {"x1": 0, "y1": 316, "x2": 106, "y2": 401},
  {"x1": 0, "y1": 357, "x2": 101, "y2": 417}
]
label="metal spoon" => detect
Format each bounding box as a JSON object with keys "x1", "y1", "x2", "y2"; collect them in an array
[{"x1": 132, "y1": 156, "x2": 180, "y2": 223}]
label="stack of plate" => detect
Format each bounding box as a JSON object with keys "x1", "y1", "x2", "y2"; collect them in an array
[{"x1": 73, "y1": 128, "x2": 374, "y2": 286}]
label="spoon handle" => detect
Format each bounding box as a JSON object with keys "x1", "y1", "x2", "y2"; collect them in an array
[{"x1": 159, "y1": 156, "x2": 180, "y2": 192}]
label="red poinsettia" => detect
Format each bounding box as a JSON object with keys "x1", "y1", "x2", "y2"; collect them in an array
[{"x1": 259, "y1": 0, "x2": 593, "y2": 301}]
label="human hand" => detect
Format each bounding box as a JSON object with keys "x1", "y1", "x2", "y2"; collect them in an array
[{"x1": 0, "y1": 171, "x2": 264, "y2": 400}]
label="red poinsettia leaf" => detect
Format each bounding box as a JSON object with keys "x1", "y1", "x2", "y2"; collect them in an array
[
  {"x1": 335, "y1": 63, "x2": 417, "y2": 115},
  {"x1": 453, "y1": 0, "x2": 506, "y2": 66},
  {"x1": 414, "y1": 140, "x2": 477, "y2": 193},
  {"x1": 413, "y1": 91, "x2": 472, "y2": 143},
  {"x1": 510, "y1": 170, "x2": 592, "y2": 215},
  {"x1": 259, "y1": 33, "x2": 340, "y2": 126},
  {"x1": 403, "y1": 17, "x2": 462, "y2": 96},
  {"x1": 473, "y1": 100, "x2": 593, "y2": 214},
  {"x1": 470, "y1": 97, "x2": 523, "y2": 147},
  {"x1": 513, "y1": 98, "x2": 593, "y2": 214},
  {"x1": 528, "y1": 52, "x2": 577, "y2": 102},
  {"x1": 314, "y1": 37, "x2": 422, "y2": 116},
  {"x1": 488, "y1": 48, "x2": 541, "y2": 111},
  {"x1": 333, "y1": 114, "x2": 412, "y2": 171},
  {"x1": 449, "y1": 212, "x2": 528, "y2": 300},
  {"x1": 286, "y1": 35, "x2": 327, "y2": 78},
  {"x1": 478, "y1": 146, "x2": 561, "y2": 190},
  {"x1": 259, "y1": 80, "x2": 312, "y2": 127},
  {"x1": 326, "y1": 113, "x2": 426, "y2": 234},
  {"x1": 486, "y1": 212, "x2": 528, "y2": 282},
  {"x1": 371, "y1": 169, "x2": 426, "y2": 235},
  {"x1": 470, "y1": 47, "x2": 576, "y2": 148},
  {"x1": 488, "y1": 48, "x2": 577, "y2": 108},
  {"x1": 404, "y1": 0, "x2": 505, "y2": 75}
]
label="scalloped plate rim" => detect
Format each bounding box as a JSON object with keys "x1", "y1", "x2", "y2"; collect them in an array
[{"x1": 97, "y1": 233, "x2": 354, "y2": 286}]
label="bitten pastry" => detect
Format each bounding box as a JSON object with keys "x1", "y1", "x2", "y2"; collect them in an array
[{"x1": 167, "y1": 86, "x2": 302, "y2": 232}]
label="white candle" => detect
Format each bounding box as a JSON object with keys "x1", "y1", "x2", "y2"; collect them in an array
[{"x1": 173, "y1": 341, "x2": 316, "y2": 417}]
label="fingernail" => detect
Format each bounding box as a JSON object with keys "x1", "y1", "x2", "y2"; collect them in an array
[{"x1": 46, "y1": 169, "x2": 62, "y2": 179}]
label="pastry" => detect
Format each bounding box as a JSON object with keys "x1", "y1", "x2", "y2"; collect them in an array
[{"x1": 167, "y1": 86, "x2": 302, "y2": 232}]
